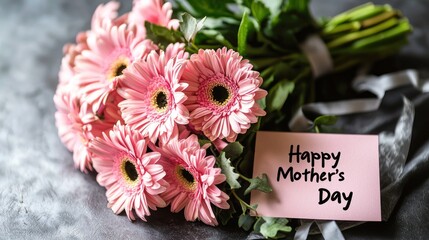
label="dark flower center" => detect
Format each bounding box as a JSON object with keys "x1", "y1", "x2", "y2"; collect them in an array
[
  {"x1": 108, "y1": 58, "x2": 129, "y2": 80},
  {"x1": 180, "y1": 167, "x2": 195, "y2": 184},
  {"x1": 156, "y1": 91, "x2": 168, "y2": 109},
  {"x1": 176, "y1": 166, "x2": 197, "y2": 190},
  {"x1": 211, "y1": 85, "x2": 230, "y2": 105},
  {"x1": 114, "y1": 64, "x2": 127, "y2": 77},
  {"x1": 124, "y1": 160, "x2": 138, "y2": 182}
]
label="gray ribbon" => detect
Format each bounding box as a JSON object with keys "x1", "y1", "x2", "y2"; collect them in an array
[
  {"x1": 295, "y1": 220, "x2": 345, "y2": 240},
  {"x1": 289, "y1": 69, "x2": 419, "y2": 131},
  {"x1": 299, "y1": 34, "x2": 334, "y2": 78},
  {"x1": 353, "y1": 69, "x2": 418, "y2": 98},
  {"x1": 379, "y1": 97, "x2": 414, "y2": 220}
]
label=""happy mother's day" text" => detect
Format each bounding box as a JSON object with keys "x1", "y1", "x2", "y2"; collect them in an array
[{"x1": 276, "y1": 145, "x2": 353, "y2": 211}]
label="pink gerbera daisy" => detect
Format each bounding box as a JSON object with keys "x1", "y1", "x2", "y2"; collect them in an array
[
  {"x1": 183, "y1": 48, "x2": 267, "y2": 142},
  {"x1": 118, "y1": 43, "x2": 189, "y2": 143},
  {"x1": 55, "y1": 74, "x2": 122, "y2": 172},
  {"x1": 90, "y1": 1, "x2": 121, "y2": 32},
  {"x1": 55, "y1": 23, "x2": 94, "y2": 172},
  {"x1": 75, "y1": 22, "x2": 157, "y2": 113},
  {"x1": 95, "y1": 90, "x2": 124, "y2": 126},
  {"x1": 129, "y1": 0, "x2": 180, "y2": 37},
  {"x1": 90, "y1": 124, "x2": 168, "y2": 221},
  {"x1": 154, "y1": 134, "x2": 230, "y2": 226},
  {"x1": 59, "y1": 30, "x2": 88, "y2": 88},
  {"x1": 54, "y1": 85, "x2": 97, "y2": 172}
]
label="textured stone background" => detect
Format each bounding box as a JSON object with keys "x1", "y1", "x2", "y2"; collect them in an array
[{"x1": 0, "y1": 0, "x2": 428, "y2": 239}]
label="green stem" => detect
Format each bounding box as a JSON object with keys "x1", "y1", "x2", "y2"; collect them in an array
[
  {"x1": 327, "y1": 17, "x2": 399, "y2": 48},
  {"x1": 361, "y1": 9, "x2": 397, "y2": 28},
  {"x1": 326, "y1": 3, "x2": 375, "y2": 26},
  {"x1": 352, "y1": 19, "x2": 411, "y2": 49},
  {"x1": 323, "y1": 21, "x2": 361, "y2": 35},
  {"x1": 348, "y1": 5, "x2": 391, "y2": 22},
  {"x1": 231, "y1": 190, "x2": 254, "y2": 211},
  {"x1": 314, "y1": 125, "x2": 320, "y2": 133},
  {"x1": 239, "y1": 174, "x2": 251, "y2": 182},
  {"x1": 332, "y1": 58, "x2": 363, "y2": 72},
  {"x1": 187, "y1": 42, "x2": 200, "y2": 53}
]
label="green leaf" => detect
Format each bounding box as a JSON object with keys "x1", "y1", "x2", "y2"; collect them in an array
[
  {"x1": 266, "y1": 0, "x2": 312, "y2": 46},
  {"x1": 217, "y1": 152, "x2": 241, "y2": 189},
  {"x1": 196, "y1": 29, "x2": 234, "y2": 49},
  {"x1": 313, "y1": 115, "x2": 338, "y2": 133},
  {"x1": 251, "y1": 1, "x2": 270, "y2": 23},
  {"x1": 314, "y1": 115, "x2": 337, "y2": 126},
  {"x1": 241, "y1": 0, "x2": 253, "y2": 8},
  {"x1": 253, "y1": 216, "x2": 264, "y2": 232},
  {"x1": 145, "y1": 22, "x2": 184, "y2": 47},
  {"x1": 262, "y1": 0, "x2": 282, "y2": 17},
  {"x1": 216, "y1": 205, "x2": 235, "y2": 225},
  {"x1": 261, "y1": 68, "x2": 275, "y2": 87},
  {"x1": 259, "y1": 217, "x2": 292, "y2": 239},
  {"x1": 198, "y1": 139, "x2": 212, "y2": 147},
  {"x1": 180, "y1": 13, "x2": 206, "y2": 43},
  {"x1": 283, "y1": 0, "x2": 311, "y2": 15},
  {"x1": 267, "y1": 80, "x2": 295, "y2": 112},
  {"x1": 176, "y1": 0, "x2": 238, "y2": 18},
  {"x1": 257, "y1": 97, "x2": 266, "y2": 111},
  {"x1": 223, "y1": 142, "x2": 244, "y2": 160},
  {"x1": 238, "y1": 214, "x2": 256, "y2": 231},
  {"x1": 237, "y1": 11, "x2": 249, "y2": 55},
  {"x1": 244, "y1": 173, "x2": 272, "y2": 195}
]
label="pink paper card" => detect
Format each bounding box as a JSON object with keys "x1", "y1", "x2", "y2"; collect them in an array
[{"x1": 250, "y1": 131, "x2": 381, "y2": 221}]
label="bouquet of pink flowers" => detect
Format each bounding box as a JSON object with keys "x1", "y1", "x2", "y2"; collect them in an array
[{"x1": 54, "y1": 0, "x2": 411, "y2": 238}]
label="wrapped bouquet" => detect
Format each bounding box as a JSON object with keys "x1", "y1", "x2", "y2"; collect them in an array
[{"x1": 54, "y1": 0, "x2": 411, "y2": 238}]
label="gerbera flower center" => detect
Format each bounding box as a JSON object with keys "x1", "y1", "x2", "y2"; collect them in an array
[
  {"x1": 108, "y1": 57, "x2": 129, "y2": 80},
  {"x1": 120, "y1": 159, "x2": 139, "y2": 185},
  {"x1": 115, "y1": 64, "x2": 127, "y2": 77},
  {"x1": 175, "y1": 166, "x2": 197, "y2": 191},
  {"x1": 209, "y1": 83, "x2": 231, "y2": 106},
  {"x1": 151, "y1": 89, "x2": 169, "y2": 112}
]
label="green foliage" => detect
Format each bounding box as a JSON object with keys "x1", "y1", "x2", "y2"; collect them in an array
[
  {"x1": 265, "y1": 0, "x2": 314, "y2": 47},
  {"x1": 266, "y1": 80, "x2": 295, "y2": 112},
  {"x1": 180, "y1": 13, "x2": 206, "y2": 43},
  {"x1": 198, "y1": 138, "x2": 212, "y2": 147},
  {"x1": 283, "y1": 0, "x2": 311, "y2": 14},
  {"x1": 238, "y1": 214, "x2": 256, "y2": 231},
  {"x1": 244, "y1": 173, "x2": 272, "y2": 195},
  {"x1": 251, "y1": 1, "x2": 270, "y2": 24},
  {"x1": 314, "y1": 115, "x2": 337, "y2": 126},
  {"x1": 313, "y1": 115, "x2": 338, "y2": 133},
  {"x1": 175, "y1": 0, "x2": 239, "y2": 18},
  {"x1": 216, "y1": 204, "x2": 236, "y2": 225},
  {"x1": 223, "y1": 142, "x2": 244, "y2": 160},
  {"x1": 217, "y1": 152, "x2": 241, "y2": 189},
  {"x1": 257, "y1": 217, "x2": 292, "y2": 239},
  {"x1": 237, "y1": 11, "x2": 249, "y2": 55},
  {"x1": 144, "y1": 22, "x2": 184, "y2": 48}
]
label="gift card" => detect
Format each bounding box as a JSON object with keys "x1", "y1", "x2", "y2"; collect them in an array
[{"x1": 250, "y1": 131, "x2": 381, "y2": 221}]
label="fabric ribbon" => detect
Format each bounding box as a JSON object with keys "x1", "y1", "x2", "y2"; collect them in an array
[
  {"x1": 299, "y1": 34, "x2": 334, "y2": 78},
  {"x1": 289, "y1": 69, "x2": 419, "y2": 131},
  {"x1": 294, "y1": 220, "x2": 345, "y2": 240}
]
